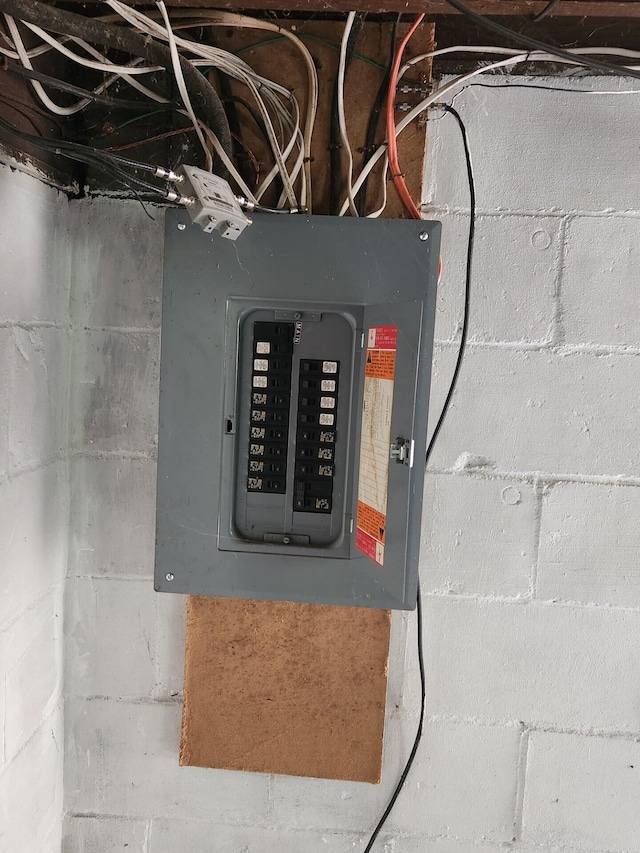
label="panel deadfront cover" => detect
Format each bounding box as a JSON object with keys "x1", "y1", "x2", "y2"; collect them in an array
[{"x1": 155, "y1": 212, "x2": 440, "y2": 609}]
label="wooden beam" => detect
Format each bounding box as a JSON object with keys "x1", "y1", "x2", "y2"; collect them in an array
[
  {"x1": 158, "y1": 1, "x2": 640, "y2": 17},
  {"x1": 200, "y1": 20, "x2": 433, "y2": 217}
]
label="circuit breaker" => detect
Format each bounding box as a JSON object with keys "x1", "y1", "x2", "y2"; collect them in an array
[{"x1": 155, "y1": 211, "x2": 440, "y2": 610}]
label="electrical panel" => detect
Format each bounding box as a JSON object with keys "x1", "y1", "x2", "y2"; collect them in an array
[{"x1": 155, "y1": 211, "x2": 440, "y2": 610}]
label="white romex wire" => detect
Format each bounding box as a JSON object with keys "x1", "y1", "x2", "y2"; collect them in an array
[
  {"x1": 341, "y1": 47, "x2": 640, "y2": 216},
  {"x1": 5, "y1": 14, "x2": 93, "y2": 116},
  {"x1": 108, "y1": 0, "x2": 301, "y2": 205},
  {"x1": 157, "y1": 0, "x2": 212, "y2": 171},
  {"x1": 338, "y1": 12, "x2": 358, "y2": 217}
]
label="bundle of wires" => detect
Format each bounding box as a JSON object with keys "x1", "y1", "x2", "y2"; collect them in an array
[
  {"x1": 0, "y1": 109, "x2": 193, "y2": 207},
  {"x1": 1, "y1": 0, "x2": 640, "y2": 216},
  {"x1": 0, "y1": 0, "x2": 318, "y2": 211},
  {"x1": 338, "y1": 29, "x2": 640, "y2": 218}
]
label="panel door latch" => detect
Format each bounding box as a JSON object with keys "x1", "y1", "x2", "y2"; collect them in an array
[{"x1": 390, "y1": 436, "x2": 414, "y2": 466}]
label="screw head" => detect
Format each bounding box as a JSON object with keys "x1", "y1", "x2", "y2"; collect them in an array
[
  {"x1": 165, "y1": 572, "x2": 175, "y2": 581},
  {"x1": 283, "y1": 536, "x2": 290, "y2": 544},
  {"x1": 419, "y1": 231, "x2": 429, "y2": 241},
  {"x1": 177, "y1": 222, "x2": 186, "y2": 231}
]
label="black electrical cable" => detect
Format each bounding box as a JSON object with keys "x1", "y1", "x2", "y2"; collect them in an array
[
  {"x1": 208, "y1": 32, "x2": 251, "y2": 189},
  {"x1": 532, "y1": 0, "x2": 561, "y2": 21},
  {"x1": 67, "y1": 151, "x2": 168, "y2": 196},
  {"x1": 460, "y1": 80, "x2": 640, "y2": 95},
  {"x1": 362, "y1": 102, "x2": 475, "y2": 853},
  {"x1": 440, "y1": 0, "x2": 640, "y2": 82},
  {"x1": 221, "y1": 94, "x2": 283, "y2": 198},
  {"x1": 2, "y1": 58, "x2": 176, "y2": 112},
  {"x1": 0, "y1": 105, "x2": 182, "y2": 179},
  {"x1": 424, "y1": 104, "x2": 474, "y2": 466},
  {"x1": 0, "y1": 112, "x2": 176, "y2": 199},
  {"x1": 0, "y1": 0, "x2": 233, "y2": 166},
  {"x1": 92, "y1": 149, "x2": 172, "y2": 176},
  {"x1": 222, "y1": 96, "x2": 271, "y2": 148},
  {"x1": 329, "y1": 13, "x2": 365, "y2": 216},
  {"x1": 355, "y1": 20, "x2": 397, "y2": 217},
  {"x1": 363, "y1": 580, "x2": 425, "y2": 853},
  {"x1": 253, "y1": 203, "x2": 302, "y2": 214}
]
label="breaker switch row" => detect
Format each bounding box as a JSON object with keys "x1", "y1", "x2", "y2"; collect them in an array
[
  {"x1": 294, "y1": 359, "x2": 339, "y2": 513},
  {"x1": 247, "y1": 322, "x2": 294, "y2": 493}
]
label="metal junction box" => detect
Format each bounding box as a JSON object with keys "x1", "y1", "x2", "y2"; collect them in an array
[{"x1": 155, "y1": 211, "x2": 440, "y2": 610}]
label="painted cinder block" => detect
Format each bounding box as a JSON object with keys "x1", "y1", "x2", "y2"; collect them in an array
[
  {"x1": 272, "y1": 717, "x2": 520, "y2": 843},
  {"x1": 0, "y1": 166, "x2": 69, "y2": 324},
  {"x1": 538, "y1": 481, "x2": 640, "y2": 606},
  {"x1": 69, "y1": 199, "x2": 164, "y2": 330},
  {"x1": 64, "y1": 698, "x2": 271, "y2": 823},
  {"x1": 523, "y1": 731, "x2": 640, "y2": 851},
  {"x1": 434, "y1": 214, "x2": 558, "y2": 345},
  {"x1": 421, "y1": 473, "x2": 537, "y2": 598},
  {"x1": 69, "y1": 456, "x2": 157, "y2": 579},
  {"x1": 65, "y1": 578, "x2": 155, "y2": 699},
  {"x1": 3, "y1": 589, "x2": 62, "y2": 761},
  {"x1": 562, "y1": 216, "x2": 640, "y2": 347},
  {"x1": 425, "y1": 79, "x2": 640, "y2": 214},
  {"x1": 149, "y1": 822, "x2": 366, "y2": 853},
  {"x1": 10, "y1": 327, "x2": 68, "y2": 469},
  {"x1": 70, "y1": 330, "x2": 159, "y2": 454},
  {"x1": 0, "y1": 464, "x2": 68, "y2": 628},
  {"x1": 62, "y1": 816, "x2": 149, "y2": 853},
  {"x1": 427, "y1": 347, "x2": 640, "y2": 478},
  {"x1": 419, "y1": 597, "x2": 640, "y2": 731}
]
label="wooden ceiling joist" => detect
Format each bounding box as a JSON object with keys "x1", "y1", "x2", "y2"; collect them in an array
[{"x1": 160, "y1": 1, "x2": 640, "y2": 18}]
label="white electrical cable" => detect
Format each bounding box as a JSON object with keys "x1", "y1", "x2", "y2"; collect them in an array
[
  {"x1": 68, "y1": 38, "x2": 171, "y2": 105},
  {"x1": 4, "y1": 15, "x2": 97, "y2": 116},
  {"x1": 0, "y1": 29, "x2": 50, "y2": 59},
  {"x1": 5, "y1": 16, "x2": 164, "y2": 116},
  {"x1": 156, "y1": 0, "x2": 212, "y2": 171},
  {"x1": 11, "y1": 1, "x2": 640, "y2": 216},
  {"x1": 195, "y1": 120, "x2": 258, "y2": 203},
  {"x1": 338, "y1": 12, "x2": 358, "y2": 217},
  {"x1": 20, "y1": 20, "x2": 163, "y2": 74},
  {"x1": 402, "y1": 43, "x2": 640, "y2": 74},
  {"x1": 155, "y1": 8, "x2": 318, "y2": 207},
  {"x1": 341, "y1": 54, "x2": 530, "y2": 216},
  {"x1": 257, "y1": 95, "x2": 304, "y2": 206},
  {"x1": 340, "y1": 50, "x2": 640, "y2": 216},
  {"x1": 366, "y1": 151, "x2": 389, "y2": 218},
  {"x1": 108, "y1": 0, "x2": 300, "y2": 204}
]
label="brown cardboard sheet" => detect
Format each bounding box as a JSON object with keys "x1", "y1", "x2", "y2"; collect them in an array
[{"x1": 180, "y1": 596, "x2": 391, "y2": 783}]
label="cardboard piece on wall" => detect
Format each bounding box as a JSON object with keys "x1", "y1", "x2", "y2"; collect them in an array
[{"x1": 180, "y1": 596, "x2": 391, "y2": 783}]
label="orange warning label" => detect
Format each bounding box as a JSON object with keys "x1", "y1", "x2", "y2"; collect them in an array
[
  {"x1": 365, "y1": 348, "x2": 396, "y2": 380},
  {"x1": 356, "y1": 501, "x2": 386, "y2": 544},
  {"x1": 356, "y1": 324, "x2": 398, "y2": 568}
]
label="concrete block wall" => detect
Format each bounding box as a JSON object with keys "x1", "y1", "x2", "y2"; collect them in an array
[
  {"x1": 61, "y1": 77, "x2": 640, "y2": 853},
  {"x1": 0, "y1": 166, "x2": 70, "y2": 853}
]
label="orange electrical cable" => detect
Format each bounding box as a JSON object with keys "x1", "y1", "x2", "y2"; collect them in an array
[{"x1": 386, "y1": 14, "x2": 424, "y2": 219}]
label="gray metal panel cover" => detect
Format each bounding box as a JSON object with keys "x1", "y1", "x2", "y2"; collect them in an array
[{"x1": 155, "y1": 210, "x2": 440, "y2": 609}]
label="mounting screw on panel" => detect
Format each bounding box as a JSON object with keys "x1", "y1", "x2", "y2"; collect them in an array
[
  {"x1": 165, "y1": 572, "x2": 175, "y2": 581},
  {"x1": 177, "y1": 223, "x2": 186, "y2": 231},
  {"x1": 419, "y1": 232, "x2": 429, "y2": 242}
]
